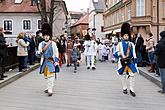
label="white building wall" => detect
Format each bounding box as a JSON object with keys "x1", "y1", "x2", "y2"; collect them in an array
[
  {"x1": 95, "y1": 13, "x2": 104, "y2": 40},
  {"x1": 0, "y1": 13, "x2": 41, "y2": 36}
]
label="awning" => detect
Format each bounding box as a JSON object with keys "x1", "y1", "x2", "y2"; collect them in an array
[{"x1": 104, "y1": 30, "x2": 112, "y2": 34}]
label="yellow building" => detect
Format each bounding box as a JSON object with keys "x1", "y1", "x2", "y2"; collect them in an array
[{"x1": 104, "y1": 0, "x2": 165, "y2": 43}]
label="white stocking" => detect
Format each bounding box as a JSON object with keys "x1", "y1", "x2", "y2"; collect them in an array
[{"x1": 121, "y1": 74, "x2": 127, "y2": 90}]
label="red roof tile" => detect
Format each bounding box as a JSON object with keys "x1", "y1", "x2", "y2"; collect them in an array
[
  {"x1": 72, "y1": 13, "x2": 89, "y2": 26},
  {"x1": 0, "y1": 0, "x2": 50, "y2": 13}
]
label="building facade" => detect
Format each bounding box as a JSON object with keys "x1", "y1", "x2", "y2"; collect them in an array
[
  {"x1": 104, "y1": 0, "x2": 165, "y2": 43},
  {"x1": 0, "y1": 0, "x2": 68, "y2": 41},
  {"x1": 89, "y1": 0, "x2": 105, "y2": 40},
  {"x1": 71, "y1": 13, "x2": 89, "y2": 39}
]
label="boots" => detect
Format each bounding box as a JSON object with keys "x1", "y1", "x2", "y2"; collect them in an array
[
  {"x1": 149, "y1": 63, "x2": 155, "y2": 73},
  {"x1": 0, "y1": 75, "x2": 4, "y2": 80}
]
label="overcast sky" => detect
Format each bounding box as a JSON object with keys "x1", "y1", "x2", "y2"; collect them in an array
[{"x1": 63, "y1": 0, "x2": 90, "y2": 12}]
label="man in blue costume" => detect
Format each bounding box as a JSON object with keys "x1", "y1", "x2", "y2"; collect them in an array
[
  {"x1": 38, "y1": 23, "x2": 59, "y2": 96},
  {"x1": 114, "y1": 23, "x2": 138, "y2": 97}
]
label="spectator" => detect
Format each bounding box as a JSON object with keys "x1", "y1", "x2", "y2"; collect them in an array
[
  {"x1": 16, "y1": 32, "x2": 29, "y2": 72},
  {"x1": 28, "y1": 33, "x2": 36, "y2": 65},
  {"x1": 0, "y1": 27, "x2": 9, "y2": 80},
  {"x1": 146, "y1": 33, "x2": 155, "y2": 73},
  {"x1": 155, "y1": 31, "x2": 165, "y2": 94},
  {"x1": 135, "y1": 33, "x2": 144, "y2": 67}
]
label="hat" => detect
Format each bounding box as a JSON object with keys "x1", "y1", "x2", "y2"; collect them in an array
[
  {"x1": 121, "y1": 22, "x2": 131, "y2": 40},
  {"x1": 42, "y1": 23, "x2": 52, "y2": 37}
]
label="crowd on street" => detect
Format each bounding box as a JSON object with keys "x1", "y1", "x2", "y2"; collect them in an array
[{"x1": 0, "y1": 21, "x2": 165, "y2": 97}]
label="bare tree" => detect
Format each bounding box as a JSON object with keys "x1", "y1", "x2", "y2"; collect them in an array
[{"x1": 37, "y1": 0, "x2": 62, "y2": 32}]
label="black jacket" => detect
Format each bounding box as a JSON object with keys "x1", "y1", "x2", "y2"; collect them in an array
[
  {"x1": 0, "y1": 34, "x2": 7, "y2": 57},
  {"x1": 155, "y1": 38, "x2": 165, "y2": 68},
  {"x1": 135, "y1": 36, "x2": 144, "y2": 52}
]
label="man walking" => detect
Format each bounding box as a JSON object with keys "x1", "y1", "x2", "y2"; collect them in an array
[
  {"x1": 0, "y1": 27, "x2": 8, "y2": 80},
  {"x1": 155, "y1": 30, "x2": 165, "y2": 94}
]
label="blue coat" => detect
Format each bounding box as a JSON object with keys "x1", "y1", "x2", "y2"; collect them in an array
[
  {"x1": 113, "y1": 40, "x2": 138, "y2": 75},
  {"x1": 39, "y1": 41, "x2": 59, "y2": 74}
]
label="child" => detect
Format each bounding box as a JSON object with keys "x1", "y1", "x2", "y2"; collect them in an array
[{"x1": 71, "y1": 45, "x2": 79, "y2": 73}]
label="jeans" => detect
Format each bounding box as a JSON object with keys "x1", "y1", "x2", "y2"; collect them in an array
[
  {"x1": 148, "y1": 51, "x2": 154, "y2": 63},
  {"x1": 159, "y1": 68, "x2": 165, "y2": 92},
  {"x1": 137, "y1": 51, "x2": 142, "y2": 64},
  {"x1": 23, "y1": 56, "x2": 28, "y2": 68}
]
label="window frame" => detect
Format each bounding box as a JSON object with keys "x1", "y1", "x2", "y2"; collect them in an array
[
  {"x1": 22, "y1": 19, "x2": 32, "y2": 31},
  {"x1": 127, "y1": 5, "x2": 131, "y2": 20},
  {"x1": 37, "y1": 19, "x2": 42, "y2": 30},
  {"x1": 3, "y1": 19, "x2": 13, "y2": 32},
  {"x1": 136, "y1": 0, "x2": 145, "y2": 16}
]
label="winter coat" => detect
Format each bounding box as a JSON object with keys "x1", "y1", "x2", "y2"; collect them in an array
[
  {"x1": 39, "y1": 41, "x2": 59, "y2": 74},
  {"x1": 0, "y1": 34, "x2": 7, "y2": 57},
  {"x1": 71, "y1": 48, "x2": 79, "y2": 62},
  {"x1": 114, "y1": 40, "x2": 138, "y2": 75},
  {"x1": 146, "y1": 36, "x2": 154, "y2": 53},
  {"x1": 135, "y1": 36, "x2": 144, "y2": 52},
  {"x1": 17, "y1": 39, "x2": 29, "y2": 56},
  {"x1": 155, "y1": 33, "x2": 165, "y2": 68}
]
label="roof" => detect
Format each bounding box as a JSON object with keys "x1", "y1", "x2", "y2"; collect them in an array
[
  {"x1": 69, "y1": 11, "x2": 83, "y2": 20},
  {"x1": 0, "y1": 0, "x2": 68, "y2": 15},
  {"x1": 71, "y1": 13, "x2": 89, "y2": 27},
  {"x1": 0, "y1": 0, "x2": 38, "y2": 13},
  {"x1": 92, "y1": 0, "x2": 105, "y2": 13}
]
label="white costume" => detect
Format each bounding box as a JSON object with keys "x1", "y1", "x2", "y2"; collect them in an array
[{"x1": 83, "y1": 40, "x2": 97, "y2": 68}]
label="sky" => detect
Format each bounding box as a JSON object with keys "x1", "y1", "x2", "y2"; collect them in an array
[{"x1": 63, "y1": 0, "x2": 90, "y2": 12}]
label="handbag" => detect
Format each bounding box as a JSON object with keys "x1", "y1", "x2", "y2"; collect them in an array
[{"x1": 120, "y1": 42, "x2": 132, "y2": 67}]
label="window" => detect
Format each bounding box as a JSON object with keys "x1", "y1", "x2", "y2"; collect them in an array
[
  {"x1": 122, "y1": 12, "x2": 124, "y2": 22},
  {"x1": 31, "y1": 0, "x2": 37, "y2": 6},
  {"x1": 136, "y1": 0, "x2": 145, "y2": 16},
  {"x1": 116, "y1": 12, "x2": 119, "y2": 24},
  {"x1": 112, "y1": 14, "x2": 114, "y2": 25},
  {"x1": 38, "y1": 20, "x2": 41, "y2": 29},
  {"x1": 127, "y1": 5, "x2": 131, "y2": 20},
  {"x1": 4, "y1": 20, "x2": 12, "y2": 31},
  {"x1": 23, "y1": 20, "x2": 31, "y2": 30}
]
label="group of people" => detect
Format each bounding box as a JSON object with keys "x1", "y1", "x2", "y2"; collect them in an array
[{"x1": 1, "y1": 21, "x2": 165, "y2": 97}]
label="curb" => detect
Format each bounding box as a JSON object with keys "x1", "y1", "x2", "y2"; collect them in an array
[
  {"x1": 139, "y1": 69, "x2": 161, "y2": 88},
  {"x1": 0, "y1": 64, "x2": 40, "y2": 89}
]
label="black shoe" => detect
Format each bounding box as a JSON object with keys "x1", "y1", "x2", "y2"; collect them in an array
[
  {"x1": 130, "y1": 90, "x2": 136, "y2": 97},
  {"x1": 44, "y1": 89, "x2": 48, "y2": 93},
  {"x1": 158, "y1": 90, "x2": 165, "y2": 94},
  {"x1": 66, "y1": 64, "x2": 69, "y2": 67},
  {"x1": 87, "y1": 67, "x2": 90, "y2": 69},
  {"x1": 123, "y1": 89, "x2": 128, "y2": 94},
  {"x1": 74, "y1": 70, "x2": 77, "y2": 73},
  {"x1": 92, "y1": 67, "x2": 96, "y2": 70},
  {"x1": 0, "y1": 77, "x2": 4, "y2": 80},
  {"x1": 48, "y1": 92, "x2": 53, "y2": 96},
  {"x1": 2, "y1": 75, "x2": 7, "y2": 78}
]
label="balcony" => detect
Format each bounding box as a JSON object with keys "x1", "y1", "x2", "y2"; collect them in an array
[{"x1": 131, "y1": 16, "x2": 152, "y2": 25}]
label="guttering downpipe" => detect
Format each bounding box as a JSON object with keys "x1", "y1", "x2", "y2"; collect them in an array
[{"x1": 157, "y1": 0, "x2": 159, "y2": 42}]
